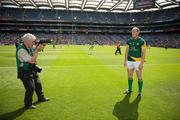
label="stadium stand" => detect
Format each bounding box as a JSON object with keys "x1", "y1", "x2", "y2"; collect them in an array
[{"x1": 0, "y1": 7, "x2": 179, "y2": 47}]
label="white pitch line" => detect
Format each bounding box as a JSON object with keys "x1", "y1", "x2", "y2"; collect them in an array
[{"x1": 0, "y1": 63, "x2": 180, "y2": 69}]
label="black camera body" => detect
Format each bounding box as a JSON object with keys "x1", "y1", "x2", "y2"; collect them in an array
[
  {"x1": 36, "y1": 39, "x2": 52, "y2": 45},
  {"x1": 30, "y1": 64, "x2": 42, "y2": 73}
]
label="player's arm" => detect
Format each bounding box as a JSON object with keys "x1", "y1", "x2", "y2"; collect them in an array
[
  {"x1": 141, "y1": 47, "x2": 146, "y2": 64},
  {"x1": 139, "y1": 41, "x2": 146, "y2": 70},
  {"x1": 124, "y1": 45, "x2": 129, "y2": 67}
]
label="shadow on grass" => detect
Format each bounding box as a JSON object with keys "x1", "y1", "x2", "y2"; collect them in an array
[
  {"x1": 0, "y1": 101, "x2": 41, "y2": 120},
  {"x1": 113, "y1": 94, "x2": 141, "y2": 120},
  {"x1": 0, "y1": 107, "x2": 26, "y2": 120}
]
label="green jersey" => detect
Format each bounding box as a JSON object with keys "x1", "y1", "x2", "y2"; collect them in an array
[{"x1": 127, "y1": 37, "x2": 146, "y2": 62}]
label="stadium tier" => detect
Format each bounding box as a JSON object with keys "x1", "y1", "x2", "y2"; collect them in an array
[
  {"x1": 0, "y1": 7, "x2": 180, "y2": 47},
  {"x1": 0, "y1": 7, "x2": 180, "y2": 24}
]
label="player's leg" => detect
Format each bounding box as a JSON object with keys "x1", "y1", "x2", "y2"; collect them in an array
[
  {"x1": 115, "y1": 49, "x2": 118, "y2": 55},
  {"x1": 117, "y1": 48, "x2": 121, "y2": 54},
  {"x1": 119, "y1": 48, "x2": 122, "y2": 55},
  {"x1": 136, "y1": 67, "x2": 143, "y2": 97},
  {"x1": 124, "y1": 61, "x2": 134, "y2": 94},
  {"x1": 127, "y1": 68, "x2": 134, "y2": 92}
]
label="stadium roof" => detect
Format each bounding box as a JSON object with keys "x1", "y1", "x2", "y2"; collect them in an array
[{"x1": 0, "y1": 0, "x2": 180, "y2": 12}]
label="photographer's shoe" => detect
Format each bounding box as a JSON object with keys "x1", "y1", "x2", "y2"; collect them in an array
[
  {"x1": 25, "y1": 105, "x2": 36, "y2": 109},
  {"x1": 38, "y1": 98, "x2": 50, "y2": 102}
]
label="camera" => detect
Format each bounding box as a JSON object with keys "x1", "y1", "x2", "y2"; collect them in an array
[
  {"x1": 30, "y1": 64, "x2": 42, "y2": 73},
  {"x1": 36, "y1": 39, "x2": 52, "y2": 45}
]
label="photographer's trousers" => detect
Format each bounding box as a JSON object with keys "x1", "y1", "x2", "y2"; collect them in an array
[{"x1": 21, "y1": 72, "x2": 44, "y2": 107}]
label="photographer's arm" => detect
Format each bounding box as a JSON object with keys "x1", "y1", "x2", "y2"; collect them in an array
[
  {"x1": 18, "y1": 45, "x2": 44, "y2": 64},
  {"x1": 29, "y1": 50, "x2": 39, "y2": 64},
  {"x1": 29, "y1": 45, "x2": 44, "y2": 64},
  {"x1": 18, "y1": 49, "x2": 32, "y2": 63}
]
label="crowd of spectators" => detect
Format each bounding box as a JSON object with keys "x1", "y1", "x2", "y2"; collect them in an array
[{"x1": 0, "y1": 32, "x2": 179, "y2": 48}]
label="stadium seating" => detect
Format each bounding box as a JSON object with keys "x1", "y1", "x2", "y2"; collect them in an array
[{"x1": 0, "y1": 7, "x2": 179, "y2": 47}]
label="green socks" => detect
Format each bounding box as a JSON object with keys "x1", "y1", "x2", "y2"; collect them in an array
[
  {"x1": 128, "y1": 79, "x2": 133, "y2": 91},
  {"x1": 128, "y1": 79, "x2": 143, "y2": 93},
  {"x1": 138, "y1": 80, "x2": 143, "y2": 93}
]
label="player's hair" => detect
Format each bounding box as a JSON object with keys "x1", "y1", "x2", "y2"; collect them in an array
[
  {"x1": 21, "y1": 33, "x2": 36, "y2": 42},
  {"x1": 132, "y1": 27, "x2": 140, "y2": 32}
]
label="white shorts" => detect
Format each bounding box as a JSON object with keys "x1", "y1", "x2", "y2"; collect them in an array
[{"x1": 127, "y1": 61, "x2": 141, "y2": 71}]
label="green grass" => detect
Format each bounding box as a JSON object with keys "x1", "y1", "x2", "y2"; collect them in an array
[{"x1": 0, "y1": 45, "x2": 180, "y2": 120}]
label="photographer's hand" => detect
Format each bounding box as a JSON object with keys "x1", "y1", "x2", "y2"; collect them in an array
[
  {"x1": 36, "y1": 44, "x2": 44, "y2": 52},
  {"x1": 42, "y1": 43, "x2": 46, "y2": 47},
  {"x1": 28, "y1": 45, "x2": 43, "y2": 64}
]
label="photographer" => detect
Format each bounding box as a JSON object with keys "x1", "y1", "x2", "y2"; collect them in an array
[{"x1": 16, "y1": 33, "x2": 49, "y2": 109}]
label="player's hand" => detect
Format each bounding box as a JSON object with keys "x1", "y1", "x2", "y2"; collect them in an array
[
  {"x1": 36, "y1": 44, "x2": 44, "y2": 52},
  {"x1": 138, "y1": 63, "x2": 143, "y2": 70}
]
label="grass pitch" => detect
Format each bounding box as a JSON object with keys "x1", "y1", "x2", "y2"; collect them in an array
[{"x1": 0, "y1": 45, "x2": 180, "y2": 120}]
